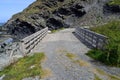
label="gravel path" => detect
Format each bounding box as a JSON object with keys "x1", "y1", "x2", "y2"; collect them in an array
[{"x1": 33, "y1": 28, "x2": 120, "y2": 80}]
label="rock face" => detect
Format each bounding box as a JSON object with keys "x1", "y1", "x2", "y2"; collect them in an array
[
  {"x1": 104, "y1": 4, "x2": 120, "y2": 13},
  {"x1": 4, "y1": 0, "x2": 120, "y2": 39}
]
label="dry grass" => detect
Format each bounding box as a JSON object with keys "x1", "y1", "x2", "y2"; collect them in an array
[
  {"x1": 56, "y1": 48, "x2": 68, "y2": 54},
  {"x1": 94, "y1": 74, "x2": 102, "y2": 80},
  {"x1": 93, "y1": 68, "x2": 120, "y2": 80},
  {"x1": 73, "y1": 59, "x2": 90, "y2": 67},
  {"x1": 66, "y1": 53, "x2": 77, "y2": 60},
  {"x1": 41, "y1": 68, "x2": 52, "y2": 79},
  {"x1": 66, "y1": 52, "x2": 91, "y2": 67}
]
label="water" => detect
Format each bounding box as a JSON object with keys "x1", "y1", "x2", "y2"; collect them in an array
[
  {"x1": 0, "y1": 22, "x2": 6, "y2": 34},
  {"x1": 0, "y1": 23, "x2": 5, "y2": 26},
  {"x1": 0, "y1": 38, "x2": 13, "y2": 46},
  {"x1": 0, "y1": 23, "x2": 13, "y2": 45}
]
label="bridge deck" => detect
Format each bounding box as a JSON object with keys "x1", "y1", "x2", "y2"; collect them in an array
[
  {"x1": 0, "y1": 28, "x2": 120, "y2": 79},
  {"x1": 33, "y1": 28, "x2": 95, "y2": 80},
  {"x1": 32, "y1": 28, "x2": 120, "y2": 80}
]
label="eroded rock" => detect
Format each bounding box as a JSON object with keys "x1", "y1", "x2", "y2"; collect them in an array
[
  {"x1": 105, "y1": 4, "x2": 120, "y2": 13},
  {"x1": 4, "y1": 0, "x2": 120, "y2": 39},
  {"x1": 47, "y1": 18, "x2": 65, "y2": 30}
]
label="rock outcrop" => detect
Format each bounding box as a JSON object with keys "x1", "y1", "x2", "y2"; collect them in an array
[
  {"x1": 4, "y1": 0, "x2": 120, "y2": 39},
  {"x1": 104, "y1": 3, "x2": 120, "y2": 13}
]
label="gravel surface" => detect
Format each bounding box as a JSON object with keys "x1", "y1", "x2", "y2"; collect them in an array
[
  {"x1": 32, "y1": 28, "x2": 120, "y2": 80},
  {"x1": 33, "y1": 28, "x2": 93, "y2": 80},
  {"x1": 1, "y1": 28, "x2": 120, "y2": 80}
]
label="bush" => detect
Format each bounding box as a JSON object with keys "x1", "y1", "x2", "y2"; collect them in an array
[
  {"x1": 108, "y1": 0, "x2": 120, "y2": 6},
  {"x1": 87, "y1": 21, "x2": 120, "y2": 67}
]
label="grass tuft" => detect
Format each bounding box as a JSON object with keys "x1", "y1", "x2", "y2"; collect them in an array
[
  {"x1": 0, "y1": 52, "x2": 46, "y2": 80},
  {"x1": 108, "y1": 0, "x2": 120, "y2": 6},
  {"x1": 95, "y1": 68, "x2": 120, "y2": 80},
  {"x1": 94, "y1": 74, "x2": 102, "y2": 80},
  {"x1": 66, "y1": 53, "x2": 76, "y2": 60},
  {"x1": 51, "y1": 27, "x2": 65, "y2": 33},
  {"x1": 73, "y1": 60, "x2": 90, "y2": 67}
]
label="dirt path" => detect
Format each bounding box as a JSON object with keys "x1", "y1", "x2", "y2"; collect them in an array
[{"x1": 33, "y1": 28, "x2": 120, "y2": 80}]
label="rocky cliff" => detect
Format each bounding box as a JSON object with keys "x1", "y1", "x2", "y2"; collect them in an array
[{"x1": 4, "y1": 0, "x2": 120, "y2": 39}]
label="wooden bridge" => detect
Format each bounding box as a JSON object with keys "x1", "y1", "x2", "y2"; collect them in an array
[
  {"x1": 0, "y1": 27, "x2": 108, "y2": 62},
  {"x1": 75, "y1": 27, "x2": 108, "y2": 49},
  {"x1": 0, "y1": 27, "x2": 110, "y2": 80},
  {"x1": 21, "y1": 27, "x2": 107, "y2": 55}
]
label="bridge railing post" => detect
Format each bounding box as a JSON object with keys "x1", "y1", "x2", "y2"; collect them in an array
[
  {"x1": 21, "y1": 27, "x2": 48, "y2": 54},
  {"x1": 75, "y1": 27, "x2": 108, "y2": 49}
]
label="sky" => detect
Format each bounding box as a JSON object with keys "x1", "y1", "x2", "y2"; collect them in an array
[{"x1": 0, "y1": 0, "x2": 36, "y2": 22}]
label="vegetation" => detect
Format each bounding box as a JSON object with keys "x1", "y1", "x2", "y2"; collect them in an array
[
  {"x1": 94, "y1": 74, "x2": 102, "y2": 80},
  {"x1": 87, "y1": 21, "x2": 120, "y2": 67},
  {"x1": 12, "y1": 0, "x2": 77, "y2": 22},
  {"x1": 51, "y1": 27, "x2": 64, "y2": 33},
  {"x1": 66, "y1": 53, "x2": 76, "y2": 60},
  {"x1": 66, "y1": 53, "x2": 90, "y2": 67},
  {"x1": 0, "y1": 52, "x2": 46, "y2": 80},
  {"x1": 66, "y1": 52, "x2": 120, "y2": 79},
  {"x1": 95, "y1": 68, "x2": 120, "y2": 80},
  {"x1": 108, "y1": 0, "x2": 120, "y2": 6},
  {"x1": 73, "y1": 59, "x2": 90, "y2": 67}
]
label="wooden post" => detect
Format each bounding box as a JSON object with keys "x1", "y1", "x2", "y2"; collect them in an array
[{"x1": 75, "y1": 27, "x2": 108, "y2": 49}]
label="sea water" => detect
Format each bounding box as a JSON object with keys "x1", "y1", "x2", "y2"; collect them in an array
[
  {"x1": 0, "y1": 23, "x2": 5, "y2": 26},
  {"x1": 0, "y1": 23, "x2": 13, "y2": 45}
]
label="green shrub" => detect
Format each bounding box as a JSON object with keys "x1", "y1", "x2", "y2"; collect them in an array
[
  {"x1": 51, "y1": 27, "x2": 64, "y2": 33},
  {"x1": 87, "y1": 21, "x2": 120, "y2": 67},
  {"x1": 86, "y1": 49, "x2": 109, "y2": 64},
  {"x1": 108, "y1": 0, "x2": 120, "y2": 6}
]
